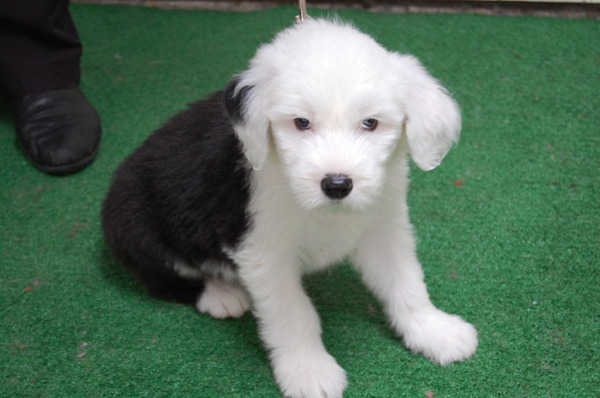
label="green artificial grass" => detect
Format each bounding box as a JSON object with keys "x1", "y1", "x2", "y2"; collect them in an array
[{"x1": 1, "y1": 5, "x2": 598, "y2": 397}]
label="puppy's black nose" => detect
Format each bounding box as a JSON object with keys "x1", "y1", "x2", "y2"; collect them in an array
[{"x1": 321, "y1": 174, "x2": 353, "y2": 199}]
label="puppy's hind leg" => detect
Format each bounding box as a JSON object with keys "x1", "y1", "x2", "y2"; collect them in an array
[
  {"x1": 196, "y1": 278, "x2": 251, "y2": 319},
  {"x1": 172, "y1": 259, "x2": 250, "y2": 319}
]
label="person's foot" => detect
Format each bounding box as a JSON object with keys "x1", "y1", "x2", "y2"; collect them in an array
[{"x1": 15, "y1": 88, "x2": 101, "y2": 176}]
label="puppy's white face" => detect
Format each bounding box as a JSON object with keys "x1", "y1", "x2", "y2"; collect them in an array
[
  {"x1": 267, "y1": 76, "x2": 405, "y2": 211},
  {"x1": 229, "y1": 19, "x2": 461, "y2": 212}
]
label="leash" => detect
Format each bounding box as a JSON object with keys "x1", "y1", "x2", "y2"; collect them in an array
[{"x1": 295, "y1": 0, "x2": 311, "y2": 23}]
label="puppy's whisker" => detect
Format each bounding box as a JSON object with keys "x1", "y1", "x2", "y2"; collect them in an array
[{"x1": 268, "y1": 183, "x2": 292, "y2": 194}]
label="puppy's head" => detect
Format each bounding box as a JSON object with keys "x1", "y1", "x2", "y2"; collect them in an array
[{"x1": 226, "y1": 19, "x2": 460, "y2": 210}]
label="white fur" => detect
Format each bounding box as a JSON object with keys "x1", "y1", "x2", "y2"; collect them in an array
[
  {"x1": 196, "y1": 278, "x2": 250, "y2": 319},
  {"x1": 223, "y1": 19, "x2": 476, "y2": 398}
]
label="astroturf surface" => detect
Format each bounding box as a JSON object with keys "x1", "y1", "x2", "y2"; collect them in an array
[{"x1": 1, "y1": 4, "x2": 598, "y2": 397}]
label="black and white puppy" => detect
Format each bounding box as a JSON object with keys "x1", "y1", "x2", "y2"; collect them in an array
[{"x1": 102, "y1": 19, "x2": 477, "y2": 398}]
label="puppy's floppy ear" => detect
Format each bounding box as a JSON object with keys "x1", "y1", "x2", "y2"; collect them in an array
[
  {"x1": 394, "y1": 54, "x2": 461, "y2": 171},
  {"x1": 224, "y1": 76, "x2": 270, "y2": 170}
]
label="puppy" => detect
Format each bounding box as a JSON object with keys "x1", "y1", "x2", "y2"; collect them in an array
[{"x1": 102, "y1": 18, "x2": 477, "y2": 398}]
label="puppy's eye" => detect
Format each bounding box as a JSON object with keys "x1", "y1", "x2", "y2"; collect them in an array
[
  {"x1": 294, "y1": 118, "x2": 311, "y2": 131},
  {"x1": 360, "y1": 118, "x2": 378, "y2": 131}
]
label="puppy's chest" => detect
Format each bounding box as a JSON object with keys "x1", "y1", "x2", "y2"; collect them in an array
[{"x1": 296, "y1": 216, "x2": 367, "y2": 272}]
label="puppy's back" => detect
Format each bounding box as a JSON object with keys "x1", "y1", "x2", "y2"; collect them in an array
[{"x1": 102, "y1": 91, "x2": 251, "y2": 303}]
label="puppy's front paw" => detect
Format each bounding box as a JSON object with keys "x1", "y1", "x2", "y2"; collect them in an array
[
  {"x1": 272, "y1": 348, "x2": 347, "y2": 398},
  {"x1": 401, "y1": 308, "x2": 478, "y2": 365}
]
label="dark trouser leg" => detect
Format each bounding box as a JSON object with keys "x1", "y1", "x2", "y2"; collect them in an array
[
  {"x1": 0, "y1": 1, "x2": 101, "y2": 175},
  {"x1": 0, "y1": 0, "x2": 81, "y2": 98}
]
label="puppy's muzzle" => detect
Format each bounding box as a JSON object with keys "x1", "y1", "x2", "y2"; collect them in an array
[{"x1": 321, "y1": 174, "x2": 353, "y2": 199}]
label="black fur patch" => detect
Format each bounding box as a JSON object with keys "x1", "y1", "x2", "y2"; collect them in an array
[
  {"x1": 224, "y1": 76, "x2": 254, "y2": 124},
  {"x1": 102, "y1": 90, "x2": 251, "y2": 304}
]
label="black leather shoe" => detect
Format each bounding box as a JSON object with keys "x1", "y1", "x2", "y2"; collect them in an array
[{"x1": 15, "y1": 88, "x2": 101, "y2": 176}]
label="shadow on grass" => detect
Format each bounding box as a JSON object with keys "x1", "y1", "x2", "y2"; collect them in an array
[{"x1": 95, "y1": 240, "x2": 147, "y2": 300}]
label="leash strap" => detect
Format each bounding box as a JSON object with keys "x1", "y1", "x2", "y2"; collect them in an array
[{"x1": 295, "y1": 0, "x2": 310, "y2": 23}]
